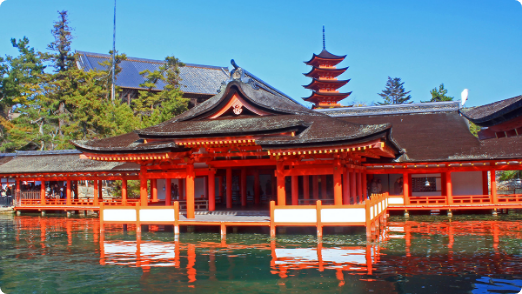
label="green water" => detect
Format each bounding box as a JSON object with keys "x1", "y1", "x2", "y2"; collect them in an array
[{"x1": 1, "y1": 213, "x2": 522, "y2": 293}]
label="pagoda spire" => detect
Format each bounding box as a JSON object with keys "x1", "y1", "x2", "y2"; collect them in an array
[{"x1": 303, "y1": 29, "x2": 351, "y2": 109}]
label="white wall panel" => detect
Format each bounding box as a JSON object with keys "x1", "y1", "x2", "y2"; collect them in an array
[
  {"x1": 103, "y1": 209, "x2": 136, "y2": 222},
  {"x1": 274, "y1": 209, "x2": 316, "y2": 223},
  {"x1": 321, "y1": 208, "x2": 365, "y2": 223},
  {"x1": 140, "y1": 209, "x2": 175, "y2": 222}
]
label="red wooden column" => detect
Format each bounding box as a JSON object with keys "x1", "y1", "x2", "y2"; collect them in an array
[
  {"x1": 333, "y1": 161, "x2": 342, "y2": 205},
  {"x1": 165, "y1": 179, "x2": 171, "y2": 206},
  {"x1": 40, "y1": 181, "x2": 46, "y2": 205},
  {"x1": 441, "y1": 173, "x2": 447, "y2": 196},
  {"x1": 350, "y1": 169, "x2": 356, "y2": 204},
  {"x1": 446, "y1": 172, "x2": 453, "y2": 205},
  {"x1": 320, "y1": 175, "x2": 327, "y2": 199},
  {"x1": 151, "y1": 180, "x2": 158, "y2": 203},
  {"x1": 98, "y1": 180, "x2": 103, "y2": 201},
  {"x1": 291, "y1": 175, "x2": 299, "y2": 205},
  {"x1": 482, "y1": 171, "x2": 489, "y2": 196},
  {"x1": 403, "y1": 173, "x2": 410, "y2": 205},
  {"x1": 312, "y1": 175, "x2": 319, "y2": 200},
  {"x1": 208, "y1": 172, "x2": 215, "y2": 212},
  {"x1": 343, "y1": 169, "x2": 350, "y2": 205},
  {"x1": 276, "y1": 162, "x2": 286, "y2": 206},
  {"x1": 226, "y1": 168, "x2": 232, "y2": 209},
  {"x1": 241, "y1": 168, "x2": 247, "y2": 207},
  {"x1": 66, "y1": 180, "x2": 72, "y2": 205},
  {"x1": 362, "y1": 172, "x2": 367, "y2": 201},
  {"x1": 303, "y1": 175, "x2": 310, "y2": 200},
  {"x1": 139, "y1": 178, "x2": 148, "y2": 206},
  {"x1": 186, "y1": 162, "x2": 195, "y2": 219},
  {"x1": 15, "y1": 179, "x2": 20, "y2": 201},
  {"x1": 254, "y1": 170, "x2": 260, "y2": 205},
  {"x1": 122, "y1": 179, "x2": 128, "y2": 206},
  {"x1": 490, "y1": 170, "x2": 498, "y2": 204},
  {"x1": 94, "y1": 180, "x2": 99, "y2": 205},
  {"x1": 356, "y1": 171, "x2": 362, "y2": 203}
]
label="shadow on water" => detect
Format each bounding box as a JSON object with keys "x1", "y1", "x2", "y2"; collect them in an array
[{"x1": 0, "y1": 212, "x2": 521, "y2": 293}]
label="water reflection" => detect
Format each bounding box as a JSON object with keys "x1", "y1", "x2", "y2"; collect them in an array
[{"x1": 1, "y1": 215, "x2": 522, "y2": 293}]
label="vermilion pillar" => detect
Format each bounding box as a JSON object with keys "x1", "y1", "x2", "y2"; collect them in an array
[
  {"x1": 140, "y1": 178, "x2": 148, "y2": 206},
  {"x1": 343, "y1": 171, "x2": 350, "y2": 205},
  {"x1": 241, "y1": 168, "x2": 247, "y2": 207},
  {"x1": 66, "y1": 180, "x2": 72, "y2": 205},
  {"x1": 482, "y1": 171, "x2": 489, "y2": 196},
  {"x1": 490, "y1": 170, "x2": 498, "y2": 204},
  {"x1": 165, "y1": 179, "x2": 171, "y2": 206},
  {"x1": 209, "y1": 172, "x2": 215, "y2": 212},
  {"x1": 98, "y1": 180, "x2": 103, "y2": 201},
  {"x1": 362, "y1": 172, "x2": 367, "y2": 201},
  {"x1": 320, "y1": 175, "x2": 327, "y2": 199},
  {"x1": 312, "y1": 175, "x2": 319, "y2": 199},
  {"x1": 303, "y1": 175, "x2": 310, "y2": 200},
  {"x1": 350, "y1": 170, "x2": 356, "y2": 204},
  {"x1": 254, "y1": 170, "x2": 260, "y2": 205},
  {"x1": 441, "y1": 173, "x2": 447, "y2": 196},
  {"x1": 179, "y1": 180, "x2": 184, "y2": 200},
  {"x1": 40, "y1": 181, "x2": 46, "y2": 205},
  {"x1": 356, "y1": 171, "x2": 362, "y2": 203},
  {"x1": 122, "y1": 179, "x2": 128, "y2": 206},
  {"x1": 151, "y1": 179, "x2": 158, "y2": 203},
  {"x1": 226, "y1": 168, "x2": 232, "y2": 209},
  {"x1": 276, "y1": 162, "x2": 286, "y2": 206},
  {"x1": 186, "y1": 163, "x2": 195, "y2": 219},
  {"x1": 403, "y1": 173, "x2": 410, "y2": 205},
  {"x1": 93, "y1": 180, "x2": 99, "y2": 206},
  {"x1": 333, "y1": 163, "x2": 342, "y2": 205},
  {"x1": 291, "y1": 175, "x2": 299, "y2": 205},
  {"x1": 446, "y1": 172, "x2": 453, "y2": 205}
]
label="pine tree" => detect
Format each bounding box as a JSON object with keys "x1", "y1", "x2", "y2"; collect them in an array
[
  {"x1": 46, "y1": 11, "x2": 75, "y2": 73},
  {"x1": 422, "y1": 83, "x2": 453, "y2": 103},
  {"x1": 377, "y1": 77, "x2": 412, "y2": 105},
  {"x1": 99, "y1": 50, "x2": 127, "y2": 101}
]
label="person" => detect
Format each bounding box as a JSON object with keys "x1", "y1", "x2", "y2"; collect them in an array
[{"x1": 60, "y1": 186, "x2": 65, "y2": 199}]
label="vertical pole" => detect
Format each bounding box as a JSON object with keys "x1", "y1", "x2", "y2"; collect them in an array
[
  {"x1": 40, "y1": 181, "x2": 46, "y2": 205},
  {"x1": 343, "y1": 170, "x2": 350, "y2": 204},
  {"x1": 122, "y1": 179, "x2": 128, "y2": 206},
  {"x1": 490, "y1": 170, "x2": 498, "y2": 204},
  {"x1": 291, "y1": 175, "x2": 299, "y2": 205},
  {"x1": 350, "y1": 169, "x2": 356, "y2": 204},
  {"x1": 139, "y1": 178, "x2": 148, "y2": 206},
  {"x1": 333, "y1": 162, "x2": 342, "y2": 206},
  {"x1": 209, "y1": 172, "x2": 215, "y2": 212},
  {"x1": 362, "y1": 171, "x2": 367, "y2": 200},
  {"x1": 179, "y1": 179, "x2": 184, "y2": 200},
  {"x1": 186, "y1": 162, "x2": 195, "y2": 219},
  {"x1": 66, "y1": 180, "x2": 72, "y2": 205},
  {"x1": 98, "y1": 180, "x2": 103, "y2": 201},
  {"x1": 446, "y1": 172, "x2": 453, "y2": 205},
  {"x1": 226, "y1": 168, "x2": 232, "y2": 209},
  {"x1": 403, "y1": 173, "x2": 410, "y2": 205},
  {"x1": 165, "y1": 178, "x2": 171, "y2": 206},
  {"x1": 151, "y1": 179, "x2": 158, "y2": 203},
  {"x1": 241, "y1": 168, "x2": 247, "y2": 207},
  {"x1": 303, "y1": 175, "x2": 310, "y2": 200},
  {"x1": 312, "y1": 175, "x2": 319, "y2": 200},
  {"x1": 254, "y1": 170, "x2": 260, "y2": 205},
  {"x1": 276, "y1": 162, "x2": 286, "y2": 206},
  {"x1": 482, "y1": 171, "x2": 489, "y2": 196},
  {"x1": 320, "y1": 175, "x2": 327, "y2": 199},
  {"x1": 93, "y1": 179, "x2": 99, "y2": 206},
  {"x1": 356, "y1": 170, "x2": 362, "y2": 204},
  {"x1": 316, "y1": 200, "x2": 322, "y2": 239},
  {"x1": 441, "y1": 172, "x2": 447, "y2": 196},
  {"x1": 270, "y1": 201, "x2": 276, "y2": 238}
]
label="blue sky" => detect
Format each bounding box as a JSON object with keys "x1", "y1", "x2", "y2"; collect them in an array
[{"x1": 0, "y1": 0, "x2": 521, "y2": 107}]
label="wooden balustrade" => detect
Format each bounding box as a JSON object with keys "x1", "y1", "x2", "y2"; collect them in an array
[{"x1": 178, "y1": 200, "x2": 208, "y2": 211}]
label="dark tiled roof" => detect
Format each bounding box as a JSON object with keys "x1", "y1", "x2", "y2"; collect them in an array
[
  {"x1": 318, "y1": 101, "x2": 461, "y2": 117},
  {"x1": 460, "y1": 95, "x2": 522, "y2": 126},
  {"x1": 72, "y1": 132, "x2": 182, "y2": 154},
  {"x1": 76, "y1": 51, "x2": 229, "y2": 95},
  {"x1": 0, "y1": 152, "x2": 139, "y2": 174},
  {"x1": 305, "y1": 49, "x2": 346, "y2": 64}
]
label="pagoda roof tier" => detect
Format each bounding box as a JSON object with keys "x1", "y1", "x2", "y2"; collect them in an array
[
  {"x1": 305, "y1": 49, "x2": 346, "y2": 67},
  {"x1": 303, "y1": 91, "x2": 352, "y2": 102},
  {"x1": 74, "y1": 62, "x2": 401, "y2": 157},
  {"x1": 303, "y1": 78, "x2": 350, "y2": 91},
  {"x1": 303, "y1": 67, "x2": 348, "y2": 79}
]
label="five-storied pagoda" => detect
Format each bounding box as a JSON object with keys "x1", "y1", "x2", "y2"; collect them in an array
[{"x1": 303, "y1": 27, "x2": 351, "y2": 108}]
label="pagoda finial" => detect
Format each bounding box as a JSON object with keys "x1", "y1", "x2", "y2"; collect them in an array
[{"x1": 323, "y1": 25, "x2": 326, "y2": 50}]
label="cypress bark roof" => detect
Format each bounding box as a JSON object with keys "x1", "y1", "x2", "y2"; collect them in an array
[
  {"x1": 0, "y1": 152, "x2": 139, "y2": 174},
  {"x1": 460, "y1": 94, "x2": 522, "y2": 127}
]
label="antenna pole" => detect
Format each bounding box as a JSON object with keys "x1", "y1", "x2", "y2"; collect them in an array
[
  {"x1": 323, "y1": 26, "x2": 326, "y2": 50},
  {"x1": 111, "y1": 0, "x2": 117, "y2": 102}
]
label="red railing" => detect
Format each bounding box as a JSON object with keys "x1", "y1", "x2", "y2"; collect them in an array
[
  {"x1": 498, "y1": 194, "x2": 522, "y2": 203},
  {"x1": 453, "y1": 195, "x2": 492, "y2": 204},
  {"x1": 409, "y1": 196, "x2": 447, "y2": 205}
]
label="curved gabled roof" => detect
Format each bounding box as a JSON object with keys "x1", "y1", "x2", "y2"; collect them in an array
[
  {"x1": 303, "y1": 91, "x2": 352, "y2": 102},
  {"x1": 303, "y1": 67, "x2": 348, "y2": 78},
  {"x1": 305, "y1": 49, "x2": 346, "y2": 65},
  {"x1": 460, "y1": 94, "x2": 522, "y2": 127},
  {"x1": 303, "y1": 79, "x2": 350, "y2": 91}
]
